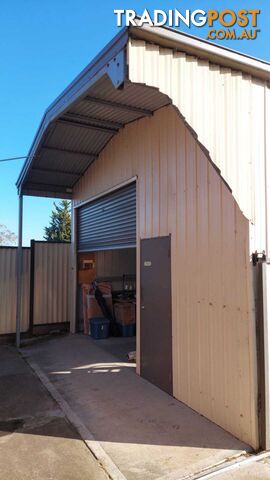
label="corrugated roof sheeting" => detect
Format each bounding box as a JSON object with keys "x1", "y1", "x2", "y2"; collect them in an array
[
  {"x1": 69, "y1": 81, "x2": 170, "y2": 124},
  {"x1": 28, "y1": 169, "x2": 80, "y2": 187},
  {"x1": 20, "y1": 74, "x2": 170, "y2": 197},
  {"x1": 89, "y1": 76, "x2": 171, "y2": 110},
  {"x1": 44, "y1": 122, "x2": 114, "y2": 155},
  {"x1": 34, "y1": 149, "x2": 94, "y2": 174},
  {"x1": 68, "y1": 77, "x2": 171, "y2": 127},
  {"x1": 70, "y1": 99, "x2": 142, "y2": 124},
  {"x1": 128, "y1": 39, "x2": 270, "y2": 253}
]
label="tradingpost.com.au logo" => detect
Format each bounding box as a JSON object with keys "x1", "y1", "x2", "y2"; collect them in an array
[{"x1": 114, "y1": 9, "x2": 261, "y2": 40}]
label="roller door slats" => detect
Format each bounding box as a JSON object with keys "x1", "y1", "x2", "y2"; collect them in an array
[
  {"x1": 77, "y1": 183, "x2": 136, "y2": 251},
  {"x1": 79, "y1": 199, "x2": 136, "y2": 218},
  {"x1": 79, "y1": 192, "x2": 136, "y2": 213},
  {"x1": 79, "y1": 237, "x2": 136, "y2": 248},
  {"x1": 79, "y1": 207, "x2": 136, "y2": 226},
  {"x1": 79, "y1": 191, "x2": 136, "y2": 212},
  {"x1": 79, "y1": 244, "x2": 136, "y2": 252},
  {"x1": 78, "y1": 217, "x2": 136, "y2": 235}
]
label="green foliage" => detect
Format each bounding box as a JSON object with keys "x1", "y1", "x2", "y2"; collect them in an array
[{"x1": 44, "y1": 200, "x2": 71, "y2": 242}]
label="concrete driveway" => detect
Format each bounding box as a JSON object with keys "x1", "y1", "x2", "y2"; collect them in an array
[
  {"x1": 0, "y1": 345, "x2": 108, "y2": 480},
  {"x1": 217, "y1": 458, "x2": 270, "y2": 480},
  {"x1": 21, "y1": 334, "x2": 253, "y2": 480}
]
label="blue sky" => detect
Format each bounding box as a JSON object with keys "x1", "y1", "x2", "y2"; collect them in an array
[{"x1": 0, "y1": 1, "x2": 269, "y2": 245}]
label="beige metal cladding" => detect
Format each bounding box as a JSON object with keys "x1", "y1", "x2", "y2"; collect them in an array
[
  {"x1": 96, "y1": 249, "x2": 136, "y2": 278},
  {"x1": 0, "y1": 247, "x2": 30, "y2": 334},
  {"x1": 127, "y1": 39, "x2": 270, "y2": 254},
  {"x1": 73, "y1": 105, "x2": 258, "y2": 448},
  {"x1": 33, "y1": 242, "x2": 72, "y2": 325}
]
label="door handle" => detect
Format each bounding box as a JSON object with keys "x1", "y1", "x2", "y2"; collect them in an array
[{"x1": 141, "y1": 305, "x2": 145, "y2": 310}]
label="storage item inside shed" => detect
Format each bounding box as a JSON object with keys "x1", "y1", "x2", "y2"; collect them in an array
[
  {"x1": 78, "y1": 252, "x2": 96, "y2": 285},
  {"x1": 86, "y1": 282, "x2": 113, "y2": 335},
  {"x1": 77, "y1": 249, "x2": 136, "y2": 378},
  {"x1": 114, "y1": 301, "x2": 136, "y2": 325},
  {"x1": 77, "y1": 248, "x2": 136, "y2": 342},
  {"x1": 128, "y1": 351, "x2": 136, "y2": 362},
  {"x1": 114, "y1": 300, "x2": 136, "y2": 337},
  {"x1": 117, "y1": 323, "x2": 136, "y2": 337},
  {"x1": 90, "y1": 317, "x2": 110, "y2": 340}
]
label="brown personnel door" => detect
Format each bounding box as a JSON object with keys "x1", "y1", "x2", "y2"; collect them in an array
[{"x1": 140, "y1": 236, "x2": 172, "y2": 395}]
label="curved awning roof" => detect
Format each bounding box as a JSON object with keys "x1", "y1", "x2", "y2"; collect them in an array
[
  {"x1": 17, "y1": 27, "x2": 171, "y2": 198},
  {"x1": 17, "y1": 23, "x2": 270, "y2": 199}
]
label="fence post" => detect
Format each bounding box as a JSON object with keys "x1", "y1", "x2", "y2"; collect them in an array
[
  {"x1": 29, "y1": 239, "x2": 35, "y2": 334},
  {"x1": 16, "y1": 194, "x2": 23, "y2": 348}
]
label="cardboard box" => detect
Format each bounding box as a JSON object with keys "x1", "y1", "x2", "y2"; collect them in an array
[
  {"x1": 114, "y1": 301, "x2": 136, "y2": 326},
  {"x1": 82, "y1": 282, "x2": 113, "y2": 334},
  {"x1": 87, "y1": 294, "x2": 113, "y2": 321}
]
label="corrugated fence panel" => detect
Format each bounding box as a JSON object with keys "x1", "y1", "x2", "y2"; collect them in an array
[
  {"x1": 73, "y1": 105, "x2": 258, "y2": 448},
  {"x1": 127, "y1": 39, "x2": 269, "y2": 254},
  {"x1": 0, "y1": 248, "x2": 30, "y2": 334},
  {"x1": 33, "y1": 242, "x2": 72, "y2": 325}
]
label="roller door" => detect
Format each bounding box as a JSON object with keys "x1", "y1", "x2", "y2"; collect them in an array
[{"x1": 77, "y1": 182, "x2": 136, "y2": 252}]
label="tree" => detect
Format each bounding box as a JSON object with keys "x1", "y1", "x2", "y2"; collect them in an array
[
  {"x1": 0, "y1": 224, "x2": 17, "y2": 245},
  {"x1": 44, "y1": 200, "x2": 71, "y2": 242}
]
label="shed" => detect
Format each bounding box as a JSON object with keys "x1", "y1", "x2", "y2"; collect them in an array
[{"x1": 16, "y1": 22, "x2": 270, "y2": 450}]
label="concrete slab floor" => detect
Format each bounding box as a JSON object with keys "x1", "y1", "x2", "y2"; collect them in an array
[
  {"x1": 0, "y1": 346, "x2": 109, "y2": 480},
  {"x1": 22, "y1": 334, "x2": 253, "y2": 480}
]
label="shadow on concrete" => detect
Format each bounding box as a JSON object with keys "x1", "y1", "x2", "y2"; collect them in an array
[
  {"x1": 0, "y1": 344, "x2": 109, "y2": 480},
  {"x1": 0, "y1": 335, "x2": 249, "y2": 454}
]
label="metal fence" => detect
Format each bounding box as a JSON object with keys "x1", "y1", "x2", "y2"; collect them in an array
[
  {"x1": 0, "y1": 241, "x2": 71, "y2": 335},
  {"x1": 0, "y1": 247, "x2": 30, "y2": 334}
]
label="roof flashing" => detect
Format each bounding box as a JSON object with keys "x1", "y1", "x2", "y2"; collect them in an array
[{"x1": 129, "y1": 23, "x2": 270, "y2": 81}]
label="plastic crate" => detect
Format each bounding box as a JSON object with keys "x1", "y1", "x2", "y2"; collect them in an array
[{"x1": 90, "y1": 317, "x2": 110, "y2": 339}]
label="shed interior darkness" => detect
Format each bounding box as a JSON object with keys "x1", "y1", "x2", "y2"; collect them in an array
[{"x1": 77, "y1": 247, "x2": 137, "y2": 362}]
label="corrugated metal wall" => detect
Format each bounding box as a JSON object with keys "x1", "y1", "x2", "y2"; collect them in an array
[
  {"x1": 33, "y1": 242, "x2": 72, "y2": 325},
  {"x1": 0, "y1": 247, "x2": 30, "y2": 334},
  {"x1": 96, "y1": 249, "x2": 136, "y2": 278},
  {"x1": 73, "y1": 105, "x2": 258, "y2": 448},
  {"x1": 95, "y1": 249, "x2": 136, "y2": 291},
  {"x1": 0, "y1": 243, "x2": 71, "y2": 334},
  {"x1": 127, "y1": 39, "x2": 270, "y2": 254}
]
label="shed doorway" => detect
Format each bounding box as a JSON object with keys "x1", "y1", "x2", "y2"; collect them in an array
[{"x1": 76, "y1": 182, "x2": 137, "y2": 365}]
